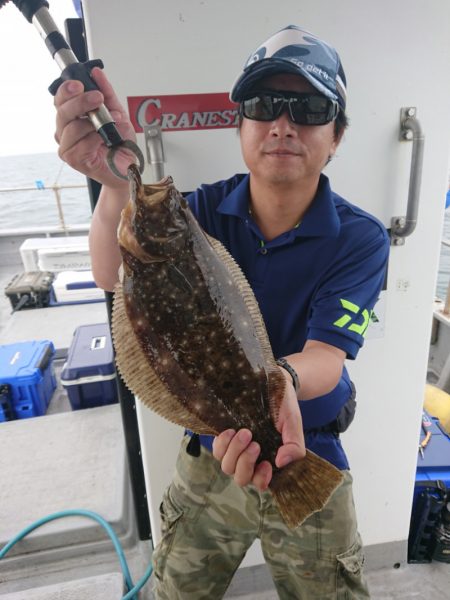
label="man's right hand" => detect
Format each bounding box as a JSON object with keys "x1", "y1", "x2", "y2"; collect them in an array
[{"x1": 54, "y1": 67, "x2": 136, "y2": 189}]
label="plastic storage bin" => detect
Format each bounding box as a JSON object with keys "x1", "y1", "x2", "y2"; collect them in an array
[
  {"x1": 61, "y1": 323, "x2": 118, "y2": 410},
  {"x1": 5, "y1": 271, "x2": 54, "y2": 311},
  {"x1": 0, "y1": 341, "x2": 56, "y2": 419}
]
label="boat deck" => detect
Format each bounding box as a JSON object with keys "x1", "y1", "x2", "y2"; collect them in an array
[{"x1": 1, "y1": 255, "x2": 450, "y2": 599}]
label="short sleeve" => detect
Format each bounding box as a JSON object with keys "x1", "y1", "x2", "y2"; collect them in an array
[{"x1": 307, "y1": 219, "x2": 389, "y2": 359}]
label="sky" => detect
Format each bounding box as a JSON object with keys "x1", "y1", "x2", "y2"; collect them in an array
[{"x1": 0, "y1": 0, "x2": 78, "y2": 157}]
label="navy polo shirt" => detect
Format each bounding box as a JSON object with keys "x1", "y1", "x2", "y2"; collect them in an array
[{"x1": 185, "y1": 173, "x2": 390, "y2": 469}]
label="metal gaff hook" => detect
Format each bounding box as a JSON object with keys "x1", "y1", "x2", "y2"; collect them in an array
[{"x1": 106, "y1": 141, "x2": 145, "y2": 181}]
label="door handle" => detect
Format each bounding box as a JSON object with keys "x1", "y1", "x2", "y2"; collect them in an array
[{"x1": 391, "y1": 107, "x2": 425, "y2": 246}]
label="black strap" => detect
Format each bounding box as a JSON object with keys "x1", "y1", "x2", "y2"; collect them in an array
[{"x1": 276, "y1": 357, "x2": 300, "y2": 394}]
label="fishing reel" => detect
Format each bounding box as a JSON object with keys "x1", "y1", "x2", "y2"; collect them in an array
[{"x1": 1, "y1": 0, "x2": 144, "y2": 180}]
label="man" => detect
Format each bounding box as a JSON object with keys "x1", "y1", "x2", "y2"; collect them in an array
[{"x1": 54, "y1": 24, "x2": 389, "y2": 599}]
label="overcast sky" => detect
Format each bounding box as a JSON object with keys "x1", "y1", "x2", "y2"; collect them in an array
[{"x1": 0, "y1": 0, "x2": 77, "y2": 157}]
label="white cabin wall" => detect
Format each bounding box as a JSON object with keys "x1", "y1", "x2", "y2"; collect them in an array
[{"x1": 82, "y1": 0, "x2": 450, "y2": 564}]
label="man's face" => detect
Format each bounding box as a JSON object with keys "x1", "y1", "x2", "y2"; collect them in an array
[{"x1": 239, "y1": 73, "x2": 341, "y2": 189}]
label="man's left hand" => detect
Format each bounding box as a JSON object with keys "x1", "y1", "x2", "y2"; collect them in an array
[{"x1": 212, "y1": 374, "x2": 305, "y2": 491}]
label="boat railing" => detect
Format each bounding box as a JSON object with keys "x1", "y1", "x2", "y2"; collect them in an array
[{"x1": 0, "y1": 183, "x2": 90, "y2": 236}]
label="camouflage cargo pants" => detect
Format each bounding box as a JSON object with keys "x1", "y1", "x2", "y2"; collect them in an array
[{"x1": 152, "y1": 436, "x2": 370, "y2": 599}]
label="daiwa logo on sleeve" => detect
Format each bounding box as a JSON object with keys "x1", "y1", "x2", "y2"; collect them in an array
[
  {"x1": 127, "y1": 93, "x2": 239, "y2": 132},
  {"x1": 333, "y1": 299, "x2": 371, "y2": 337}
]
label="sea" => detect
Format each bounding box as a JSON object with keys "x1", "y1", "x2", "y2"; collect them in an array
[
  {"x1": 1, "y1": 152, "x2": 450, "y2": 300},
  {"x1": 0, "y1": 153, "x2": 90, "y2": 230}
]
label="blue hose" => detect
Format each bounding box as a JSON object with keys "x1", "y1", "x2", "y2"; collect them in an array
[{"x1": 0, "y1": 509, "x2": 153, "y2": 599}]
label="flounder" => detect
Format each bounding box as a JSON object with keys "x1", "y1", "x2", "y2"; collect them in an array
[{"x1": 111, "y1": 165, "x2": 343, "y2": 528}]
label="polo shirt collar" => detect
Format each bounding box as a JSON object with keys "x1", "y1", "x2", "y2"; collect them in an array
[{"x1": 216, "y1": 173, "x2": 340, "y2": 237}]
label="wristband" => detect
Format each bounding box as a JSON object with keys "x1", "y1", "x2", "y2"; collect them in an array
[{"x1": 276, "y1": 357, "x2": 300, "y2": 394}]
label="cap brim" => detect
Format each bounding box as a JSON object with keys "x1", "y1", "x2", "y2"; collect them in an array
[{"x1": 230, "y1": 58, "x2": 337, "y2": 104}]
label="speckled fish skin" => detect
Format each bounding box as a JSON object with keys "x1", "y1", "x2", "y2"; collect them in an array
[
  {"x1": 113, "y1": 165, "x2": 344, "y2": 529},
  {"x1": 119, "y1": 164, "x2": 285, "y2": 466}
]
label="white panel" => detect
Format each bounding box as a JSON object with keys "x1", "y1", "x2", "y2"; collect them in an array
[
  {"x1": 82, "y1": 0, "x2": 450, "y2": 565},
  {"x1": 135, "y1": 402, "x2": 182, "y2": 545}
]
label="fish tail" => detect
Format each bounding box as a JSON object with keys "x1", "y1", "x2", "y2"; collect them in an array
[{"x1": 269, "y1": 450, "x2": 344, "y2": 529}]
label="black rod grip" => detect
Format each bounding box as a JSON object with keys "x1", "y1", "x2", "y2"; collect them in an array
[
  {"x1": 12, "y1": 0, "x2": 49, "y2": 22},
  {"x1": 48, "y1": 59, "x2": 104, "y2": 96}
]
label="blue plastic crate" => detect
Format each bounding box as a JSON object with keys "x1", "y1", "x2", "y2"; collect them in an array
[
  {"x1": 0, "y1": 341, "x2": 56, "y2": 419},
  {"x1": 14, "y1": 401, "x2": 38, "y2": 419},
  {"x1": 61, "y1": 323, "x2": 118, "y2": 410}
]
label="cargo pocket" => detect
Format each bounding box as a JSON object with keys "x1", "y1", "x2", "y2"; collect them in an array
[
  {"x1": 152, "y1": 484, "x2": 184, "y2": 582},
  {"x1": 170, "y1": 437, "x2": 222, "y2": 523},
  {"x1": 336, "y1": 538, "x2": 369, "y2": 599}
]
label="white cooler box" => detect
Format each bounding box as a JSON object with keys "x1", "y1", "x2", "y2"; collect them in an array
[
  {"x1": 52, "y1": 271, "x2": 105, "y2": 304},
  {"x1": 38, "y1": 247, "x2": 91, "y2": 272},
  {"x1": 20, "y1": 237, "x2": 91, "y2": 272}
]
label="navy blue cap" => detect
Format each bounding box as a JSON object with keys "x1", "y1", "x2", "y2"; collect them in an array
[{"x1": 230, "y1": 25, "x2": 347, "y2": 110}]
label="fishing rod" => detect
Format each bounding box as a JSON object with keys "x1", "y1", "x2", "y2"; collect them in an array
[{"x1": 1, "y1": 0, "x2": 145, "y2": 179}]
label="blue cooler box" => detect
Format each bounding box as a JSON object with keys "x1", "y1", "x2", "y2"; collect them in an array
[
  {"x1": 61, "y1": 323, "x2": 118, "y2": 410},
  {"x1": 0, "y1": 340, "x2": 56, "y2": 419}
]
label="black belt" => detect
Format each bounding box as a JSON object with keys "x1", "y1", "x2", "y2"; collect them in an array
[{"x1": 305, "y1": 422, "x2": 340, "y2": 436}]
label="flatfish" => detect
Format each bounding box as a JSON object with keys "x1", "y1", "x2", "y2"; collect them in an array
[{"x1": 111, "y1": 165, "x2": 343, "y2": 528}]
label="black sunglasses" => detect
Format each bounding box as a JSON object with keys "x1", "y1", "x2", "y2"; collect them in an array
[{"x1": 240, "y1": 91, "x2": 339, "y2": 126}]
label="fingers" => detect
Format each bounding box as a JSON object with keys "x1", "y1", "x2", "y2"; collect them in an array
[
  {"x1": 213, "y1": 428, "x2": 253, "y2": 470},
  {"x1": 212, "y1": 429, "x2": 236, "y2": 461},
  {"x1": 232, "y1": 441, "x2": 260, "y2": 487},
  {"x1": 57, "y1": 116, "x2": 99, "y2": 157},
  {"x1": 53, "y1": 78, "x2": 84, "y2": 107},
  {"x1": 54, "y1": 82, "x2": 103, "y2": 146},
  {"x1": 275, "y1": 441, "x2": 306, "y2": 469},
  {"x1": 275, "y1": 388, "x2": 306, "y2": 469},
  {"x1": 213, "y1": 429, "x2": 264, "y2": 488},
  {"x1": 51, "y1": 68, "x2": 136, "y2": 186},
  {"x1": 252, "y1": 460, "x2": 272, "y2": 491},
  {"x1": 53, "y1": 66, "x2": 113, "y2": 112},
  {"x1": 59, "y1": 129, "x2": 104, "y2": 173},
  {"x1": 90, "y1": 67, "x2": 126, "y2": 114},
  {"x1": 212, "y1": 396, "x2": 306, "y2": 491},
  {"x1": 53, "y1": 67, "x2": 121, "y2": 148}
]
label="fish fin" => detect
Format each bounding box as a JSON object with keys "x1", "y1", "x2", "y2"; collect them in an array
[
  {"x1": 205, "y1": 233, "x2": 285, "y2": 421},
  {"x1": 269, "y1": 450, "x2": 344, "y2": 529},
  {"x1": 111, "y1": 281, "x2": 216, "y2": 435},
  {"x1": 266, "y1": 368, "x2": 286, "y2": 425}
]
